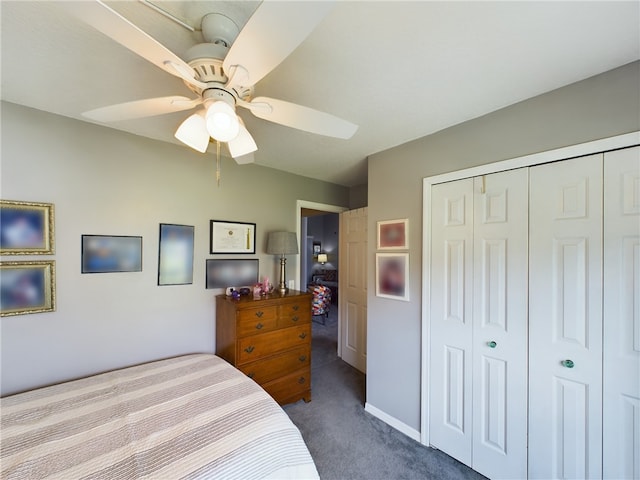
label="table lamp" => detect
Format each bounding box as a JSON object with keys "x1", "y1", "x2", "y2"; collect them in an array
[{"x1": 266, "y1": 231, "x2": 299, "y2": 295}]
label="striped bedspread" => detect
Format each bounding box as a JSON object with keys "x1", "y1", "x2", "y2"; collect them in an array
[{"x1": 1, "y1": 354, "x2": 319, "y2": 479}]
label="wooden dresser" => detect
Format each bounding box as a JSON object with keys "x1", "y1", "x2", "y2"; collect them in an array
[{"x1": 215, "y1": 290, "x2": 312, "y2": 405}]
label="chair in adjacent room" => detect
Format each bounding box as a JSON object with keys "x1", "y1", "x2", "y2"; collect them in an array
[{"x1": 309, "y1": 284, "x2": 331, "y2": 325}]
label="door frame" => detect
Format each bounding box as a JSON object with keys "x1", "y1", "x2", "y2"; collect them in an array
[
  {"x1": 420, "y1": 131, "x2": 639, "y2": 446},
  {"x1": 296, "y1": 200, "x2": 348, "y2": 355}
]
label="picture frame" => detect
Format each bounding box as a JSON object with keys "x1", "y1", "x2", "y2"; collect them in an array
[
  {"x1": 313, "y1": 242, "x2": 321, "y2": 256},
  {"x1": 158, "y1": 224, "x2": 194, "y2": 286},
  {"x1": 377, "y1": 218, "x2": 408, "y2": 250},
  {"x1": 0, "y1": 200, "x2": 54, "y2": 255},
  {"x1": 210, "y1": 220, "x2": 256, "y2": 254},
  {"x1": 206, "y1": 259, "x2": 259, "y2": 289},
  {"x1": 81, "y1": 235, "x2": 143, "y2": 273},
  {"x1": 375, "y1": 253, "x2": 409, "y2": 301},
  {"x1": 0, "y1": 260, "x2": 55, "y2": 316}
]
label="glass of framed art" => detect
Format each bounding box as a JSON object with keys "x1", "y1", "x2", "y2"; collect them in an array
[
  {"x1": 81, "y1": 235, "x2": 143, "y2": 273},
  {"x1": 377, "y1": 218, "x2": 408, "y2": 250},
  {"x1": 158, "y1": 224, "x2": 194, "y2": 286},
  {"x1": 375, "y1": 253, "x2": 409, "y2": 301},
  {"x1": 210, "y1": 220, "x2": 256, "y2": 254},
  {"x1": 0, "y1": 261, "x2": 56, "y2": 317},
  {"x1": 0, "y1": 200, "x2": 54, "y2": 255}
]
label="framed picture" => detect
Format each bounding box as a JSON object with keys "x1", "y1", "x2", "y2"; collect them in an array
[
  {"x1": 81, "y1": 235, "x2": 142, "y2": 273},
  {"x1": 206, "y1": 259, "x2": 259, "y2": 289},
  {"x1": 0, "y1": 200, "x2": 54, "y2": 255},
  {"x1": 158, "y1": 224, "x2": 194, "y2": 286},
  {"x1": 0, "y1": 260, "x2": 55, "y2": 316},
  {"x1": 377, "y1": 218, "x2": 408, "y2": 250},
  {"x1": 313, "y1": 242, "x2": 321, "y2": 255},
  {"x1": 210, "y1": 220, "x2": 256, "y2": 254},
  {"x1": 376, "y1": 253, "x2": 409, "y2": 301}
]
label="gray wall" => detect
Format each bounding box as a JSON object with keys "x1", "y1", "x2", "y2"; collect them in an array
[
  {"x1": 366, "y1": 61, "x2": 640, "y2": 431},
  {"x1": 0, "y1": 102, "x2": 349, "y2": 396}
]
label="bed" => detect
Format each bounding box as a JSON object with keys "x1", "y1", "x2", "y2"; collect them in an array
[{"x1": 1, "y1": 353, "x2": 319, "y2": 479}]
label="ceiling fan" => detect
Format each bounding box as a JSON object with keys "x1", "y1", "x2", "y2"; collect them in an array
[{"x1": 59, "y1": 1, "x2": 358, "y2": 163}]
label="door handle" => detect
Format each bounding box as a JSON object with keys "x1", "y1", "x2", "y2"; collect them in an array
[{"x1": 561, "y1": 359, "x2": 575, "y2": 368}]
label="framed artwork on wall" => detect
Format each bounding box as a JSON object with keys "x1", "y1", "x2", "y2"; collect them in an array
[
  {"x1": 377, "y1": 218, "x2": 408, "y2": 250},
  {"x1": 0, "y1": 260, "x2": 56, "y2": 316},
  {"x1": 375, "y1": 252, "x2": 409, "y2": 301},
  {"x1": 81, "y1": 235, "x2": 143, "y2": 273},
  {"x1": 210, "y1": 220, "x2": 256, "y2": 254},
  {"x1": 206, "y1": 259, "x2": 259, "y2": 289},
  {"x1": 0, "y1": 200, "x2": 55, "y2": 255},
  {"x1": 158, "y1": 224, "x2": 194, "y2": 286}
]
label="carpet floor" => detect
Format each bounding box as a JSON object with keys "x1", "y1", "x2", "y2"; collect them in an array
[{"x1": 283, "y1": 309, "x2": 487, "y2": 480}]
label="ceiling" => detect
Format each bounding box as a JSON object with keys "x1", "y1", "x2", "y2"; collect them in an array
[{"x1": 2, "y1": 1, "x2": 638, "y2": 187}]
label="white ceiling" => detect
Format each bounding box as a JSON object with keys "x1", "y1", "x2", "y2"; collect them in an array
[{"x1": 2, "y1": 1, "x2": 638, "y2": 187}]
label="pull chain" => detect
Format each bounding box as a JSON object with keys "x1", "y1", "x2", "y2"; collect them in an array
[{"x1": 216, "y1": 141, "x2": 221, "y2": 186}]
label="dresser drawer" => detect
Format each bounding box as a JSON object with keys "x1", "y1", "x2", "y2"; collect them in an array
[
  {"x1": 277, "y1": 301, "x2": 311, "y2": 328},
  {"x1": 262, "y1": 367, "x2": 311, "y2": 405},
  {"x1": 237, "y1": 324, "x2": 310, "y2": 364},
  {"x1": 239, "y1": 346, "x2": 310, "y2": 384},
  {"x1": 237, "y1": 306, "x2": 278, "y2": 337}
]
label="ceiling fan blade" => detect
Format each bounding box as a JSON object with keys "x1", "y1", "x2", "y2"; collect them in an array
[
  {"x1": 246, "y1": 97, "x2": 358, "y2": 139},
  {"x1": 58, "y1": 1, "x2": 206, "y2": 90},
  {"x1": 223, "y1": 1, "x2": 335, "y2": 87},
  {"x1": 233, "y1": 152, "x2": 256, "y2": 165},
  {"x1": 228, "y1": 118, "x2": 258, "y2": 160},
  {"x1": 83, "y1": 96, "x2": 199, "y2": 122}
]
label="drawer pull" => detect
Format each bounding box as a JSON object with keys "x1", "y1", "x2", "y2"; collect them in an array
[
  {"x1": 255, "y1": 311, "x2": 264, "y2": 318},
  {"x1": 247, "y1": 372, "x2": 255, "y2": 379},
  {"x1": 297, "y1": 377, "x2": 306, "y2": 385},
  {"x1": 298, "y1": 332, "x2": 307, "y2": 339},
  {"x1": 244, "y1": 346, "x2": 255, "y2": 354},
  {"x1": 255, "y1": 322, "x2": 264, "y2": 330},
  {"x1": 292, "y1": 305, "x2": 299, "y2": 311},
  {"x1": 292, "y1": 315, "x2": 299, "y2": 322},
  {"x1": 299, "y1": 355, "x2": 307, "y2": 362}
]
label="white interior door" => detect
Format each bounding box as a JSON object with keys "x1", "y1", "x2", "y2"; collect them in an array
[
  {"x1": 471, "y1": 169, "x2": 528, "y2": 479},
  {"x1": 339, "y1": 207, "x2": 367, "y2": 373},
  {"x1": 603, "y1": 146, "x2": 640, "y2": 479},
  {"x1": 429, "y1": 178, "x2": 474, "y2": 465},
  {"x1": 529, "y1": 154, "x2": 603, "y2": 479}
]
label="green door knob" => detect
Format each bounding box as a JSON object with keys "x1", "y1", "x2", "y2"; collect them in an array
[
  {"x1": 562, "y1": 359, "x2": 575, "y2": 368},
  {"x1": 487, "y1": 341, "x2": 497, "y2": 348}
]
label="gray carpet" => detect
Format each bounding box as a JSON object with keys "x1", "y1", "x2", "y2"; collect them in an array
[{"x1": 283, "y1": 310, "x2": 487, "y2": 480}]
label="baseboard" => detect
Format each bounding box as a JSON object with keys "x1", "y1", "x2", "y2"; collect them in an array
[{"x1": 364, "y1": 402, "x2": 421, "y2": 442}]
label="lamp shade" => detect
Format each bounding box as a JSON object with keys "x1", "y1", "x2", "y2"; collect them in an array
[
  {"x1": 266, "y1": 231, "x2": 298, "y2": 255},
  {"x1": 205, "y1": 101, "x2": 240, "y2": 142},
  {"x1": 317, "y1": 253, "x2": 328, "y2": 264},
  {"x1": 175, "y1": 111, "x2": 209, "y2": 153}
]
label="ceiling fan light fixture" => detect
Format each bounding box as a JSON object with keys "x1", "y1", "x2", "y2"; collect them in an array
[
  {"x1": 205, "y1": 101, "x2": 240, "y2": 142},
  {"x1": 175, "y1": 111, "x2": 209, "y2": 153},
  {"x1": 228, "y1": 117, "x2": 258, "y2": 159}
]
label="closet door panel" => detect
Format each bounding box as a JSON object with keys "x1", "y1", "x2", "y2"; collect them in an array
[
  {"x1": 472, "y1": 169, "x2": 528, "y2": 480},
  {"x1": 603, "y1": 146, "x2": 640, "y2": 479},
  {"x1": 529, "y1": 154, "x2": 603, "y2": 479},
  {"x1": 429, "y1": 178, "x2": 474, "y2": 465}
]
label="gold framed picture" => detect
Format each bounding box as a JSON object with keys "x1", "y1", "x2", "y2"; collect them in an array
[
  {"x1": 0, "y1": 260, "x2": 56, "y2": 317},
  {"x1": 0, "y1": 200, "x2": 55, "y2": 255}
]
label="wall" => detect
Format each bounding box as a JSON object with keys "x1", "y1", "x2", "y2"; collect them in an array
[
  {"x1": 0, "y1": 102, "x2": 349, "y2": 396},
  {"x1": 366, "y1": 61, "x2": 640, "y2": 432}
]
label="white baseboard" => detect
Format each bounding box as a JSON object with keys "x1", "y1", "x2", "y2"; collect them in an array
[{"x1": 364, "y1": 402, "x2": 421, "y2": 442}]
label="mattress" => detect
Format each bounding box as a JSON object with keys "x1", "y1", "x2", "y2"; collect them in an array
[{"x1": 1, "y1": 353, "x2": 319, "y2": 479}]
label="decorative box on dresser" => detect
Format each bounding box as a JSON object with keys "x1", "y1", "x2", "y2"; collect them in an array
[{"x1": 215, "y1": 290, "x2": 312, "y2": 405}]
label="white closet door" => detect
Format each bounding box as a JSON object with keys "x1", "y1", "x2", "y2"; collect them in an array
[
  {"x1": 471, "y1": 169, "x2": 528, "y2": 479},
  {"x1": 430, "y1": 178, "x2": 474, "y2": 465},
  {"x1": 603, "y1": 146, "x2": 640, "y2": 479},
  {"x1": 529, "y1": 154, "x2": 603, "y2": 479}
]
